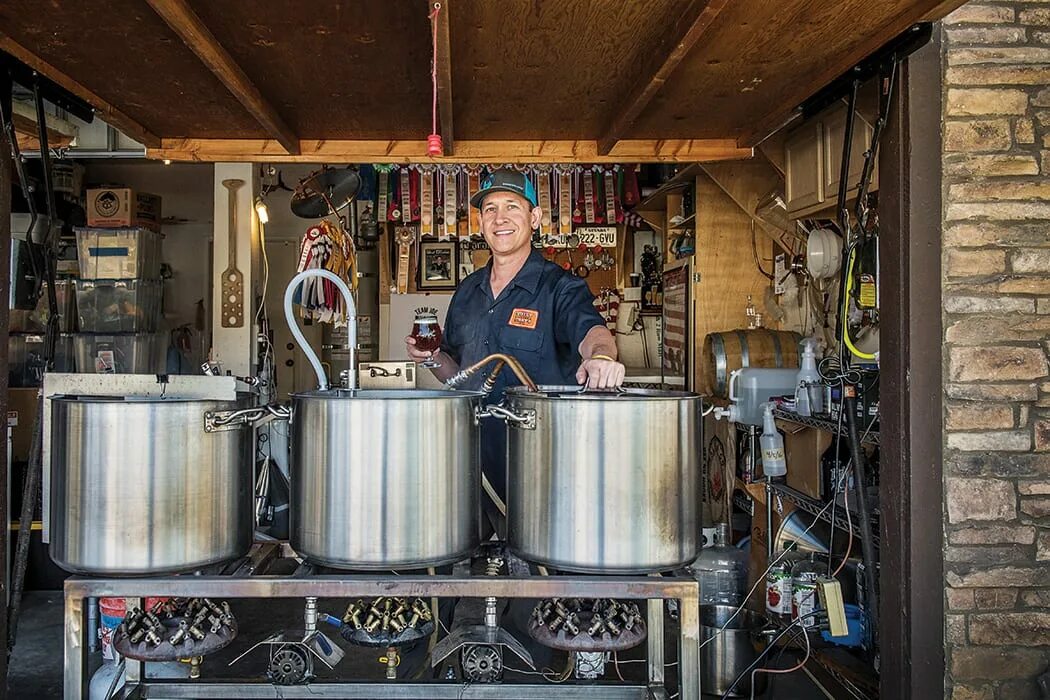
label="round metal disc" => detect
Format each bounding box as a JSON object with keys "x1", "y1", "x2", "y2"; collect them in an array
[
  {"x1": 269, "y1": 644, "x2": 312, "y2": 685},
  {"x1": 291, "y1": 167, "x2": 362, "y2": 219}
]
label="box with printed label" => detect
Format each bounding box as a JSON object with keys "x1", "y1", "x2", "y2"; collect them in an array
[{"x1": 86, "y1": 188, "x2": 162, "y2": 231}]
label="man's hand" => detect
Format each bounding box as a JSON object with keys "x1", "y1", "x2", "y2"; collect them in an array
[
  {"x1": 405, "y1": 336, "x2": 437, "y2": 365},
  {"x1": 575, "y1": 357, "x2": 626, "y2": 389}
]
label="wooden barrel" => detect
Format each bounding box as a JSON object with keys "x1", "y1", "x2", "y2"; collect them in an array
[{"x1": 700, "y1": 329, "x2": 803, "y2": 398}]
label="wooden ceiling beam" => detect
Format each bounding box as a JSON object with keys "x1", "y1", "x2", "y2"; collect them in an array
[
  {"x1": 596, "y1": 0, "x2": 728, "y2": 156},
  {"x1": 0, "y1": 33, "x2": 160, "y2": 147},
  {"x1": 433, "y1": 0, "x2": 454, "y2": 155},
  {"x1": 148, "y1": 138, "x2": 752, "y2": 164},
  {"x1": 736, "y1": 1, "x2": 968, "y2": 148},
  {"x1": 12, "y1": 101, "x2": 77, "y2": 151},
  {"x1": 144, "y1": 0, "x2": 299, "y2": 155}
]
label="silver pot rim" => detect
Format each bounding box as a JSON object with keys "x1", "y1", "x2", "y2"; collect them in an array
[
  {"x1": 50, "y1": 394, "x2": 244, "y2": 405},
  {"x1": 505, "y1": 385, "x2": 703, "y2": 401},
  {"x1": 291, "y1": 388, "x2": 485, "y2": 400}
]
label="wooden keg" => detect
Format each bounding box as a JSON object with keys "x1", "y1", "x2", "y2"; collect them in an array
[{"x1": 700, "y1": 329, "x2": 803, "y2": 398}]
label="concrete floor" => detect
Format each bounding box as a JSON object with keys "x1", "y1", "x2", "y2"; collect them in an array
[{"x1": 8, "y1": 591, "x2": 827, "y2": 698}]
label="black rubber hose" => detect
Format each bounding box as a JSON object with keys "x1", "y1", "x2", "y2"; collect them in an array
[{"x1": 844, "y1": 395, "x2": 879, "y2": 648}]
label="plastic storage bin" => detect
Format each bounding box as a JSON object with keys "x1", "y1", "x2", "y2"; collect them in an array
[
  {"x1": 73, "y1": 333, "x2": 165, "y2": 374},
  {"x1": 9, "y1": 280, "x2": 78, "y2": 333},
  {"x1": 8, "y1": 333, "x2": 76, "y2": 387},
  {"x1": 75, "y1": 279, "x2": 163, "y2": 333},
  {"x1": 76, "y1": 228, "x2": 162, "y2": 279}
]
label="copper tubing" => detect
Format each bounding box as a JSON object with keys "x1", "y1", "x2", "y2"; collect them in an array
[{"x1": 448, "y1": 353, "x2": 538, "y2": 392}]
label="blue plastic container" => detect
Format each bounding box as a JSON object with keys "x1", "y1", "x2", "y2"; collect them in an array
[{"x1": 821, "y1": 603, "x2": 865, "y2": 647}]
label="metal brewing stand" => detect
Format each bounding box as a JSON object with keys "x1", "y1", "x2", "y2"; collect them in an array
[{"x1": 63, "y1": 545, "x2": 702, "y2": 699}]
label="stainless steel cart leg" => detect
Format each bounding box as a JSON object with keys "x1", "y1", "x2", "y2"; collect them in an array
[
  {"x1": 678, "y1": 589, "x2": 701, "y2": 700},
  {"x1": 124, "y1": 597, "x2": 143, "y2": 685},
  {"x1": 646, "y1": 598, "x2": 664, "y2": 689},
  {"x1": 64, "y1": 591, "x2": 87, "y2": 700}
]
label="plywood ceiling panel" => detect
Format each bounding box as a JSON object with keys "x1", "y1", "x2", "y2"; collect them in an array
[
  {"x1": 628, "y1": 0, "x2": 939, "y2": 140},
  {"x1": 450, "y1": 0, "x2": 695, "y2": 140},
  {"x1": 0, "y1": 0, "x2": 263, "y2": 138},
  {"x1": 185, "y1": 0, "x2": 433, "y2": 139},
  {"x1": 0, "y1": 0, "x2": 965, "y2": 158}
]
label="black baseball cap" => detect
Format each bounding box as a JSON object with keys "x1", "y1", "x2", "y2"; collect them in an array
[{"x1": 469, "y1": 168, "x2": 539, "y2": 209}]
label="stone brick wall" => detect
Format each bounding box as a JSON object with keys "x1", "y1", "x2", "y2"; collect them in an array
[{"x1": 943, "y1": 4, "x2": 1050, "y2": 699}]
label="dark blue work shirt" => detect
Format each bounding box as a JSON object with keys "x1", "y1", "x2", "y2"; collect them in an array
[{"x1": 441, "y1": 248, "x2": 605, "y2": 498}]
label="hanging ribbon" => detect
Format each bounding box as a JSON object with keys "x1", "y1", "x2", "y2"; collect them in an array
[
  {"x1": 444, "y1": 168, "x2": 457, "y2": 240},
  {"x1": 583, "y1": 169, "x2": 596, "y2": 224},
  {"x1": 377, "y1": 166, "x2": 391, "y2": 222},
  {"x1": 603, "y1": 169, "x2": 617, "y2": 225},
  {"x1": 558, "y1": 166, "x2": 572, "y2": 235},
  {"x1": 420, "y1": 166, "x2": 434, "y2": 237},
  {"x1": 467, "y1": 166, "x2": 482, "y2": 238}
]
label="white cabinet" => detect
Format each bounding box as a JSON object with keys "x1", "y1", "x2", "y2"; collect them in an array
[
  {"x1": 784, "y1": 102, "x2": 875, "y2": 218},
  {"x1": 784, "y1": 121, "x2": 824, "y2": 215},
  {"x1": 823, "y1": 106, "x2": 876, "y2": 203}
]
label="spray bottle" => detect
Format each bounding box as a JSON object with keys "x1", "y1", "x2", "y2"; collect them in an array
[
  {"x1": 795, "y1": 338, "x2": 823, "y2": 417},
  {"x1": 759, "y1": 402, "x2": 786, "y2": 479}
]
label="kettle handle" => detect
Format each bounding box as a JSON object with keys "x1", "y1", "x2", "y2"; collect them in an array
[
  {"x1": 475, "y1": 403, "x2": 536, "y2": 430},
  {"x1": 283, "y1": 269, "x2": 357, "y2": 390}
]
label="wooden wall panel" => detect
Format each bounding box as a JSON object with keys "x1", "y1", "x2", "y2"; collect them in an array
[{"x1": 690, "y1": 173, "x2": 771, "y2": 386}]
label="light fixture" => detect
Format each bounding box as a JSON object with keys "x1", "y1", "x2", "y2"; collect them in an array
[
  {"x1": 254, "y1": 197, "x2": 270, "y2": 225},
  {"x1": 163, "y1": 159, "x2": 172, "y2": 166}
]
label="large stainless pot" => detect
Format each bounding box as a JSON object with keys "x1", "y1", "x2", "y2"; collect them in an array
[
  {"x1": 700, "y1": 605, "x2": 770, "y2": 697},
  {"x1": 290, "y1": 389, "x2": 482, "y2": 569},
  {"x1": 50, "y1": 396, "x2": 253, "y2": 575},
  {"x1": 504, "y1": 386, "x2": 702, "y2": 573}
]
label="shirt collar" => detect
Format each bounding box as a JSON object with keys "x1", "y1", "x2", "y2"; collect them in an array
[{"x1": 484, "y1": 247, "x2": 544, "y2": 297}]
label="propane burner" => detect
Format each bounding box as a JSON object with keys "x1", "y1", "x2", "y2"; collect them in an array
[
  {"x1": 335, "y1": 597, "x2": 435, "y2": 647},
  {"x1": 528, "y1": 598, "x2": 646, "y2": 651},
  {"x1": 113, "y1": 598, "x2": 237, "y2": 661}
]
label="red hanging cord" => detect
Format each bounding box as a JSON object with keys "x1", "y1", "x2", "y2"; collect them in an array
[{"x1": 427, "y1": 3, "x2": 443, "y2": 156}]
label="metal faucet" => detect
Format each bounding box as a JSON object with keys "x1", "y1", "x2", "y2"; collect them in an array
[{"x1": 283, "y1": 269, "x2": 358, "y2": 390}]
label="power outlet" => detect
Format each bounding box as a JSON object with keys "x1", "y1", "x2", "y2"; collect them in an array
[{"x1": 817, "y1": 576, "x2": 849, "y2": 637}]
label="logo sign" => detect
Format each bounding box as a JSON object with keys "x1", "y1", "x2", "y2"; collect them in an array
[
  {"x1": 509, "y1": 308, "x2": 539, "y2": 330},
  {"x1": 93, "y1": 190, "x2": 121, "y2": 217}
]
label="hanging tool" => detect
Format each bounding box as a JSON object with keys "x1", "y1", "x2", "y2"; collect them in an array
[
  {"x1": 221, "y1": 178, "x2": 246, "y2": 328},
  {"x1": 7, "y1": 72, "x2": 64, "y2": 658}
]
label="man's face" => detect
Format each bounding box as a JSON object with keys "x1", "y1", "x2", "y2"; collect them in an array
[{"x1": 479, "y1": 192, "x2": 541, "y2": 258}]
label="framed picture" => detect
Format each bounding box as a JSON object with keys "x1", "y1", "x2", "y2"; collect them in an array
[{"x1": 417, "y1": 240, "x2": 457, "y2": 290}]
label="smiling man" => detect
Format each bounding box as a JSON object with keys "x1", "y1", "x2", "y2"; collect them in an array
[{"x1": 405, "y1": 167, "x2": 625, "y2": 503}]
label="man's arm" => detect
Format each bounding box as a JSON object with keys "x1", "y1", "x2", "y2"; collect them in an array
[{"x1": 575, "y1": 325, "x2": 626, "y2": 389}]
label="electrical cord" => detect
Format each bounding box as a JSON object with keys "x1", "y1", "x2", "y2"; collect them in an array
[
  {"x1": 719, "y1": 617, "x2": 812, "y2": 699},
  {"x1": 750, "y1": 617, "x2": 812, "y2": 700},
  {"x1": 699, "y1": 491, "x2": 845, "y2": 651},
  {"x1": 751, "y1": 220, "x2": 774, "y2": 280},
  {"x1": 841, "y1": 246, "x2": 876, "y2": 361},
  {"x1": 504, "y1": 653, "x2": 574, "y2": 683}
]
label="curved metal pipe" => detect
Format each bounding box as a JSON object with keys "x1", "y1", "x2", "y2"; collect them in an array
[
  {"x1": 445, "y1": 353, "x2": 538, "y2": 393},
  {"x1": 283, "y1": 269, "x2": 357, "y2": 390}
]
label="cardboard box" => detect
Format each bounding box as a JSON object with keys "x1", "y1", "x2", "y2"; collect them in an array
[
  {"x1": 86, "y1": 187, "x2": 162, "y2": 232},
  {"x1": 777, "y1": 420, "x2": 834, "y2": 501}
]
